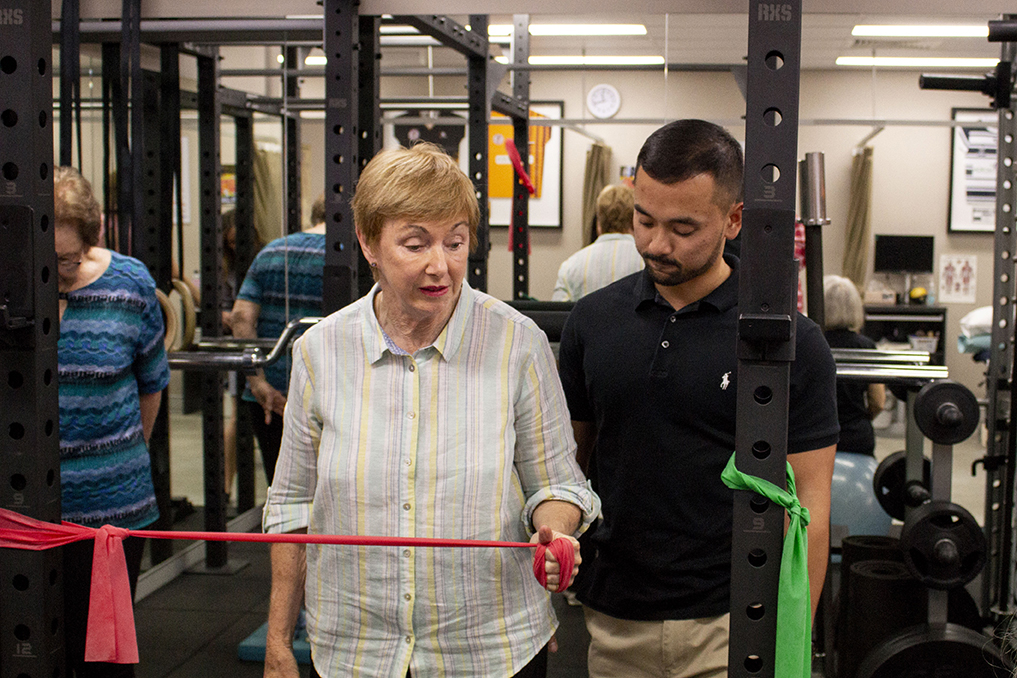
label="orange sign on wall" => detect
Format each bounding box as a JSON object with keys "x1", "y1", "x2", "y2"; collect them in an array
[{"x1": 488, "y1": 110, "x2": 553, "y2": 199}]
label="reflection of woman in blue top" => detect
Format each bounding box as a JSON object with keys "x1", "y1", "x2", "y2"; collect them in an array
[
  {"x1": 231, "y1": 195, "x2": 326, "y2": 485},
  {"x1": 54, "y1": 165, "x2": 170, "y2": 678}
]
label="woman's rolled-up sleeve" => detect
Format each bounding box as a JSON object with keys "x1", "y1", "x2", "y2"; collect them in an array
[
  {"x1": 262, "y1": 333, "x2": 322, "y2": 534},
  {"x1": 512, "y1": 327, "x2": 600, "y2": 537}
]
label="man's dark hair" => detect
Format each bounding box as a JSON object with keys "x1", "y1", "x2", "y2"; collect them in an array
[{"x1": 635, "y1": 119, "x2": 744, "y2": 206}]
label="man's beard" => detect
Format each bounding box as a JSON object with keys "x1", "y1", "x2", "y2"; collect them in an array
[{"x1": 641, "y1": 232, "x2": 726, "y2": 287}]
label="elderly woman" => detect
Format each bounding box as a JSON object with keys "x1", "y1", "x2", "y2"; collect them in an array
[
  {"x1": 823, "y1": 274, "x2": 886, "y2": 455},
  {"x1": 54, "y1": 166, "x2": 170, "y2": 677},
  {"x1": 262, "y1": 143, "x2": 599, "y2": 678}
]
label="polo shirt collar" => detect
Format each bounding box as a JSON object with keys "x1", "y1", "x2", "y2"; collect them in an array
[
  {"x1": 634, "y1": 252, "x2": 740, "y2": 314},
  {"x1": 362, "y1": 281, "x2": 475, "y2": 363}
]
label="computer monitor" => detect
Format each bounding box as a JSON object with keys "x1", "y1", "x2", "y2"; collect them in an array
[{"x1": 873, "y1": 235, "x2": 934, "y2": 274}]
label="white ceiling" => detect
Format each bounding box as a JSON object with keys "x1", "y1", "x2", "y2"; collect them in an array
[{"x1": 64, "y1": 1, "x2": 1015, "y2": 71}]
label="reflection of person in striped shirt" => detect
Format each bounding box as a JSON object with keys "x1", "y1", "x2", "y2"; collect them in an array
[
  {"x1": 552, "y1": 184, "x2": 644, "y2": 301},
  {"x1": 263, "y1": 143, "x2": 600, "y2": 678}
]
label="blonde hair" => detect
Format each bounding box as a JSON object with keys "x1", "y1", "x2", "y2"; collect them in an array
[
  {"x1": 352, "y1": 142, "x2": 479, "y2": 252},
  {"x1": 596, "y1": 184, "x2": 635, "y2": 234},
  {"x1": 53, "y1": 166, "x2": 102, "y2": 247},
  {"x1": 823, "y1": 275, "x2": 864, "y2": 332}
]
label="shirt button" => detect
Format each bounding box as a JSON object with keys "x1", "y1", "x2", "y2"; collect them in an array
[
  {"x1": 670, "y1": 316, "x2": 676, "y2": 323},
  {"x1": 404, "y1": 593, "x2": 412, "y2": 601},
  {"x1": 408, "y1": 412, "x2": 416, "y2": 419},
  {"x1": 661, "y1": 340, "x2": 670, "y2": 348},
  {"x1": 405, "y1": 635, "x2": 412, "y2": 644},
  {"x1": 403, "y1": 549, "x2": 411, "y2": 557},
  {"x1": 403, "y1": 503, "x2": 411, "y2": 511},
  {"x1": 408, "y1": 363, "x2": 415, "y2": 372},
  {"x1": 405, "y1": 458, "x2": 412, "y2": 466}
]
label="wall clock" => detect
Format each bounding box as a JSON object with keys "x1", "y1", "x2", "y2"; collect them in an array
[{"x1": 586, "y1": 83, "x2": 621, "y2": 119}]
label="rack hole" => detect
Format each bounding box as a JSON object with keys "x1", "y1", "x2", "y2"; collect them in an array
[
  {"x1": 752, "y1": 440, "x2": 771, "y2": 460},
  {"x1": 0, "y1": 56, "x2": 16, "y2": 74},
  {"x1": 750, "y1": 496, "x2": 769, "y2": 514},
  {"x1": 748, "y1": 549, "x2": 767, "y2": 567},
  {"x1": 746, "y1": 602, "x2": 765, "y2": 620},
  {"x1": 762, "y1": 108, "x2": 782, "y2": 126},
  {"x1": 2, "y1": 162, "x2": 19, "y2": 181},
  {"x1": 9, "y1": 422, "x2": 25, "y2": 440},
  {"x1": 1, "y1": 109, "x2": 16, "y2": 127},
  {"x1": 14, "y1": 624, "x2": 30, "y2": 641},
  {"x1": 8, "y1": 371, "x2": 23, "y2": 388},
  {"x1": 760, "y1": 164, "x2": 780, "y2": 183},
  {"x1": 13, "y1": 574, "x2": 29, "y2": 591},
  {"x1": 744, "y1": 654, "x2": 763, "y2": 673},
  {"x1": 11, "y1": 474, "x2": 26, "y2": 490},
  {"x1": 753, "y1": 386, "x2": 773, "y2": 405},
  {"x1": 764, "y1": 51, "x2": 784, "y2": 70}
]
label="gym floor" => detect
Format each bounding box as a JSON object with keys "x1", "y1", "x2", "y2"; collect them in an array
[{"x1": 132, "y1": 390, "x2": 989, "y2": 677}]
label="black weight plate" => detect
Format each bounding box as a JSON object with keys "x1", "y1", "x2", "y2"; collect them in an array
[
  {"x1": 873, "y1": 450, "x2": 931, "y2": 522},
  {"x1": 899, "y1": 500, "x2": 987, "y2": 590},
  {"x1": 856, "y1": 623, "x2": 1012, "y2": 678},
  {"x1": 913, "y1": 380, "x2": 980, "y2": 445}
]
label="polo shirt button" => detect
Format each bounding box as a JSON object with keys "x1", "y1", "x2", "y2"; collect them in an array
[
  {"x1": 404, "y1": 593, "x2": 412, "y2": 601},
  {"x1": 405, "y1": 635, "x2": 412, "y2": 644},
  {"x1": 405, "y1": 458, "x2": 412, "y2": 466},
  {"x1": 403, "y1": 503, "x2": 411, "y2": 511},
  {"x1": 661, "y1": 340, "x2": 670, "y2": 348},
  {"x1": 408, "y1": 411, "x2": 416, "y2": 419},
  {"x1": 408, "y1": 363, "x2": 415, "y2": 372},
  {"x1": 403, "y1": 549, "x2": 411, "y2": 557},
  {"x1": 670, "y1": 316, "x2": 676, "y2": 322}
]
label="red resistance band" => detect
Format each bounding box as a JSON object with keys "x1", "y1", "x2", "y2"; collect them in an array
[
  {"x1": 504, "y1": 137, "x2": 536, "y2": 256},
  {"x1": 0, "y1": 507, "x2": 575, "y2": 664}
]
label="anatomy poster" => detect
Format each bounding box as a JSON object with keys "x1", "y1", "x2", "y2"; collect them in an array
[{"x1": 939, "y1": 255, "x2": 977, "y2": 304}]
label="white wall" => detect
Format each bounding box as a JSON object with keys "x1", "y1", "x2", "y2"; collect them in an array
[
  {"x1": 55, "y1": 48, "x2": 999, "y2": 396},
  {"x1": 493, "y1": 67, "x2": 993, "y2": 395}
]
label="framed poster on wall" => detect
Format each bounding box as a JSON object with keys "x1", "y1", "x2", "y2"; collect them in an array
[
  {"x1": 949, "y1": 108, "x2": 997, "y2": 233},
  {"x1": 488, "y1": 101, "x2": 564, "y2": 228},
  {"x1": 382, "y1": 101, "x2": 564, "y2": 228}
]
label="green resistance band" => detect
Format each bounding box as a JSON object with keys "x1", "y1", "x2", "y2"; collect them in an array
[{"x1": 721, "y1": 453, "x2": 811, "y2": 678}]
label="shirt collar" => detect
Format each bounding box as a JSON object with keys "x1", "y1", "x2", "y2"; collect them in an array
[
  {"x1": 594, "y1": 232, "x2": 635, "y2": 244},
  {"x1": 361, "y1": 281, "x2": 475, "y2": 364},
  {"x1": 634, "y1": 252, "x2": 740, "y2": 314}
]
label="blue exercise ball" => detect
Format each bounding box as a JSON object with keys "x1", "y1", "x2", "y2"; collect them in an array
[{"x1": 831, "y1": 452, "x2": 892, "y2": 538}]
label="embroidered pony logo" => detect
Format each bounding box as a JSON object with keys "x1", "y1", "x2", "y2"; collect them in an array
[{"x1": 720, "y1": 372, "x2": 731, "y2": 390}]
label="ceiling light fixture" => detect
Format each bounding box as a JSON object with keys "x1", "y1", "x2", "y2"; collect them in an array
[
  {"x1": 836, "y1": 56, "x2": 999, "y2": 68},
  {"x1": 305, "y1": 54, "x2": 326, "y2": 66},
  {"x1": 494, "y1": 55, "x2": 663, "y2": 66},
  {"x1": 488, "y1": 24, "x2": 646, "y2": 37},
  {"x1": 379, "y1": 25, "x2": 422, "y2": 35},
  {"x1": 852, "y1": 24, "x2": 989, "y2": 38}
]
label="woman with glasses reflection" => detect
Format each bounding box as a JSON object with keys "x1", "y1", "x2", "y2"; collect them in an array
[{"x1": 54, "y1": 165, "x2": 170, "y2": 678}]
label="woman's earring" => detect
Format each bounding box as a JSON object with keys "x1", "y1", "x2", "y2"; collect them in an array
[{"x1": 369, "y1": 262, "x2": 377, "y2": 268}]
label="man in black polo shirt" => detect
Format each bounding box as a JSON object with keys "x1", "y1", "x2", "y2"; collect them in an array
[{"x1": 558, "y1": 119, "x2": 839, "y2": 678}]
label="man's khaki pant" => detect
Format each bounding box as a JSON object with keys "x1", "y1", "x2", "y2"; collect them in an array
[{"x1": 585, "y1": 606, "x2": 729, "y2": 678}]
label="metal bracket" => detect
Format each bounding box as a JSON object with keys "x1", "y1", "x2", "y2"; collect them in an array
[{"x1": 391, "y1": 15, "x2": 488, "y2": 58}]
